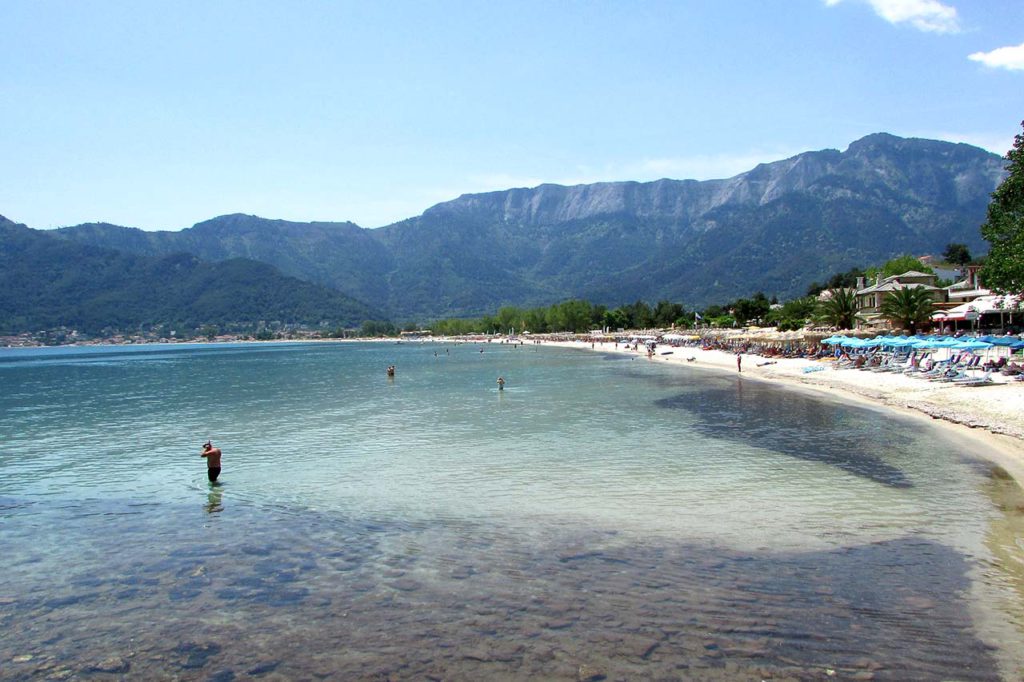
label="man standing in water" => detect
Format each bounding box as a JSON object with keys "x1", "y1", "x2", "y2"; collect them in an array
[{"x1": 201, "y1": 441, "x2": 222, "y2": 483}]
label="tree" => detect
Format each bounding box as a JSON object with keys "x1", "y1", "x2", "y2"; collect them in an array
[
  {"x1": 732, "y1": 292, "x2": 770, "y2": 325},
  {"x1": 806, "y1": 267, "x2": 865, "y2": 297},
  {"x1": 620, "y1": 300, "x2": 655, "y2": 329},
  {"x1": 765, "y1": 296, "x2": 816, "y2": 329},
  {"x1": 866, "y1": 255, "x2": 933, "y2": 281},
  {"x1": 602, "y1": 308, "x2": 629, "y2": 332},
  {"x1": 942, "y1": 243, "x2": 972, "y2": 266},
  {"x1": 816, "y1": 288, "x2": 860, "y2": 330},
  {"x1": 653, "y1": 300, "x2": 685, "y2": 327},
  {"x1": 879, "y1": 286, "x2": 936, "y2": 335},
  {"x1": 979, "y1": 121, "x2": 1024, "y2": 297},
  {"x1": 360, "y1": 320, "x2": 397, "y2": 337},
  {"x1": 495, "y1": 306, "x2": 526, "y2": 334}
]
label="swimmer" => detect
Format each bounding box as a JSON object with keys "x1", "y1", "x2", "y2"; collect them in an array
[{"x1": 497, "y1": 376, "x2": 505, "y2": 391}]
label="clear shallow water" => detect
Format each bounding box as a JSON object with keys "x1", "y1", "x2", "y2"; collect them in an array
[{"x1": 1, "y1": 341, "x2": 1023, "y2": 680}]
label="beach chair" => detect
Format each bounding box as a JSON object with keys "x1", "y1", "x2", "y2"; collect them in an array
[
  {"x1": 932, "y1": 356, "x2": 981, "y2": 383},
  {"x1": 930, "y1": 368, "x2": 966, "y2": 382},
  {"x1": 952, "y1": 371, "x2": 994, "y2": 387},
  {"x1": 913, "y1": 359, "x2": 951, "y2": 380}
]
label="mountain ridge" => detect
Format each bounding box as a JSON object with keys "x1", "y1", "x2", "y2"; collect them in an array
[{"x1": 35, "y1": 132, "x2": 1008, "y2": 319}]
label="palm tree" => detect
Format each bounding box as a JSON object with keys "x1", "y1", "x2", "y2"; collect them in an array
[
  {"x1": 816, "y1": 288, "x2": 861, "y2": 330},
  {"x1": 879, "y1": 286, "x2": 936, "y2": 335}
]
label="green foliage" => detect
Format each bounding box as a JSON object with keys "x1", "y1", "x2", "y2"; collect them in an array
[
  {"x1": 652, "y1": 300, "x2": 686, "y2": 328},
  {"x1": 545, "y1": 300, "x2": 600, "y2": 333},
  {"x1": 619, "y1": 301, "x2": 655, "y2": 329},
  {"x1": 0, "y1": 221, "x2": 377, "y2": 336},
  {"x1": 879, "y1": 286, "x2": 936, "y2": 335},
  {"x1": 979, "y1": 121, "x2": 1024, "y2": 296},
  {"x1": 942, "y1": 243, "x2": 972, "y2": 266},
  {"x1": 731, "y1": 292, "x2": 771, "y2": 325},
  {"x1": 815, "y1": 288, "x2": 860, "y2": 330},
  {"x1": 765, "y1": 297, "x2": 816, "y2": 330},
  {"x1": 865, "y1": 255, "x2": 934, "y2": 281},
  {"x1": 430, "y1": 318, "x2": 485, "y2": 336},
  {"x1": 360, "y1": 320, "x2": 398, "y2": 337},
  {"x1": 806, "y1": 267, "x2": 865, "y2": 297},
  {"x1": 709, "y1": 315, "x2": 736, "y2": 328},
  {"x1": 602, "y1": 308, "x2": 630, "y2": 332}
]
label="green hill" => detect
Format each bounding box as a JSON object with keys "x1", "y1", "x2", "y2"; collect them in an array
[{"x1": 0, "y1": 217, "x2": 376, "y2": 335}]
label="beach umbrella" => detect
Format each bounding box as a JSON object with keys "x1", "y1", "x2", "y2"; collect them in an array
[
  {"x1": 952, "y1": 340, "x2": 993, "y2": 351},
  {"x1": 989, "y1": 337, "x2": 1023, "y2": 347},
  {"x1": 910, "y1": 337, "x2": 958, "y2": 349}
]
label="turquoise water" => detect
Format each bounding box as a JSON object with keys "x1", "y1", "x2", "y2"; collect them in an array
[{"x1": 1, "y1": 341, "x2": 1022, "y2": 679}]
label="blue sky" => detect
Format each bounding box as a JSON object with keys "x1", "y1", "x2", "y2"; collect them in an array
[{"x1": 2, "y1": 0, "x2": 1022, "y2": 231}]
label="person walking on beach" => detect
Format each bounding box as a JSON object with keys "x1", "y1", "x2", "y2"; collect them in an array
[
  {"x1": 201, "y1": 441, "x2": 222, "y2": 483},
  {"x1": 736, "y1": 352, "x2": 742, "y2": 372}
]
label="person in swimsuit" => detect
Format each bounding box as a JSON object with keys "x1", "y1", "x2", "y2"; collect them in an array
[{"x1": 201, "y1": 441, "x2": 222, "y2": 482}]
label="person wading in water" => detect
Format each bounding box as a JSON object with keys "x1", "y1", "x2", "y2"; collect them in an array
[{"x1": 201, "y1": 441, "x2": 222, "y2": 483}]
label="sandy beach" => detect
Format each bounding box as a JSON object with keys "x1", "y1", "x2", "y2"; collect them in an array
[{"x1": 543, "y1": 338, "x2": 1024, "y2": 484}]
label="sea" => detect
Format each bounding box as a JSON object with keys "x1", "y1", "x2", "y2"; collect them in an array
[{"x1": 1, "y1": 340, "x2": 1022, "y2": 680}]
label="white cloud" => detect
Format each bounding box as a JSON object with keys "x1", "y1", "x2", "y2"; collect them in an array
[
  {"x1": 968, "y1": 42, "x2": 1024, "y2": 71},
  {"x1": 826, "y1": 0, "x2": 961, "y2": 34}
]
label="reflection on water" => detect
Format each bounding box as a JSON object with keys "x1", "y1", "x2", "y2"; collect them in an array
[
  {"x1": 1, "y1": 342, "x2": 1023, "y2": 678},
  {"x1": 205, "y1": 486, "x2": 224, "y2": 514},
  {"x1": 655, "y1": 378, "x2": 913, "y2": 488}
]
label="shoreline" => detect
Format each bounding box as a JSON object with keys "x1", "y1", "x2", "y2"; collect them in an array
[{"x1": 543, "y1": 339, "x2": 1024, "y2": 485}]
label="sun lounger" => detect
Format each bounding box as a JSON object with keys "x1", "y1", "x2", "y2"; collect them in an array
[{"x1": 952, "y1": 371, "x2": 994, "y2": 387}]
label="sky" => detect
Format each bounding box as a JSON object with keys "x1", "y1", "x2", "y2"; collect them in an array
[{"x1": 2, "y1": 0, "x2": 1022, "y2": 231}]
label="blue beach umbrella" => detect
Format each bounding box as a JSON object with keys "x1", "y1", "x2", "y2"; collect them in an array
[
  {"x1": 989, "y1": 337, "x2": 1023, "y2": 347},
  {"x1": 911, "y1": 337, "x2": 958, "y2": 349},
  {"x1": 952, "y1": 340, "x2": 993, "y2": 351}
]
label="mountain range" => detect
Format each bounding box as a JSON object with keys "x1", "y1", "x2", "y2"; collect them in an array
[
  {"x1": 3, "y1": 132, "x2": 1008, "y2": 331},
  {"x1": 0, "y1": 216, "x2": 374, "y2": 335}
]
